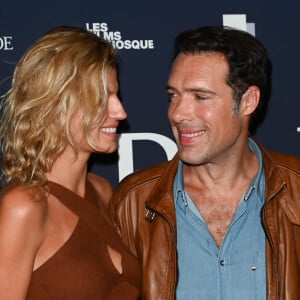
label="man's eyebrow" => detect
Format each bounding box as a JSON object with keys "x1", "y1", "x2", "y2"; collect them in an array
[
  {"x1": 166, "y1": 84, "x2": 175, "y2": 91},
  {"x1": 166, "y1": 85, "x2": 216, "y2": 95},
  {"x1": 186, "y1": 87, "x2": 216, "y2": 95}
]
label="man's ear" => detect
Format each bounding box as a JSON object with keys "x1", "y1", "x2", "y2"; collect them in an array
[{"x1": 240, "y1": 86, "x2": 260, "y2": 116}]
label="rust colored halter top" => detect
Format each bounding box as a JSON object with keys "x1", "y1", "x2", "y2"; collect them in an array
[{"x1": 26, "y1": 180, "x2": 141, "y2": 299}]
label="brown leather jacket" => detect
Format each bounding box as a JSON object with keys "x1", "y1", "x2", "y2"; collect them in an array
[{"x1": 110, "y1": 145, "x2": 300, "y2": 300}]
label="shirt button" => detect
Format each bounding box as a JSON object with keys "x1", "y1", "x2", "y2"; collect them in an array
[{"x1": 220, "y1": 260, "x2": 225, "y2": 266}]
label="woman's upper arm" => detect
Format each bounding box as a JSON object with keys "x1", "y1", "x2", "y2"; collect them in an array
[{"x1": 0, "y1": 186, "x2": 46, "y2": 299}]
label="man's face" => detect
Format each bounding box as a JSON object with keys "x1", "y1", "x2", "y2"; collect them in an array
[{"x1": 167, "y1": 52, "x2": 248, "y2": 166}]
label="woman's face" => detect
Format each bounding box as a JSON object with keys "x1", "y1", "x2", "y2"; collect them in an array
[{"x1": 70, "y1": 68, "x2": 127, "y2": 156}]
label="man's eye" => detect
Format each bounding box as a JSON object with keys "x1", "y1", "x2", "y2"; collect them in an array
[
  {"x1": 167, "y1": 92, "x2": 177, "y2": 99},
  {"x1": 195, "y1": 94, "x2": 208, "y2": 100}
]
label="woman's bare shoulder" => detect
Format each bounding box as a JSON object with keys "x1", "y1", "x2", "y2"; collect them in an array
[
  {"x1": 0, "y1": 183, "x2": 46, "y2": 204},
  {"x1": 87, "y1": 173, "x2": 113, "y2": 207},
  {"x1": 0, "y1": 184, "x2": 47, "y2": 232},
  {"x1": 0, "y1": 184, "x2": 47, "y2": 297}
]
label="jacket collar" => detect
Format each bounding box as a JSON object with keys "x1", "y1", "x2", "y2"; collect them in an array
[
  {"x1": 145, "y1": 154, "x2": 179, "y2": 227},
  {"x1": 259, "y1": 145, "x2": 287, "y2": 202},
  {"x1": 259, "y1": 144, "x2": 300, "y2": 225},
  {"x1": 146, "y1": 143, "x2": 299, "y2": 225}
]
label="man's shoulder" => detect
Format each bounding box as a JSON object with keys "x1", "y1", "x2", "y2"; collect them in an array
[
  {"x1": 266, "y1": 150, "x2": 300, "y2": 174},
  {"x1": 118, "y1": 160, "x2": 173, "y2": 193},
  {"x1": 111, "y1": 160, "x2": 175, "y2": 213}
]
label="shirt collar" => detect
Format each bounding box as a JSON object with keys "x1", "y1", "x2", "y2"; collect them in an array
[
  {"x1": 246, "y1": 138, "x2": 265, "y2": 203},
  {"x1": 174, "y1": 138, "x2": 265, "y2": 205}
]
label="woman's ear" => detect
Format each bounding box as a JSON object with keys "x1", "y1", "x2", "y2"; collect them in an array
[{"x1": 240, "y1": 86, "x2": 260, "y2": 116}]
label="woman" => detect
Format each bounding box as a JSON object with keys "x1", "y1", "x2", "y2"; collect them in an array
[{"x1": 0, "y1": 26, "x2": 140, "y2": 299}]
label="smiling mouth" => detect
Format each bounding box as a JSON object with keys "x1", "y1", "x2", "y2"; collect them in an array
[
  {"x1": 180, "y1": 130, "x2": 206, "y2": 138},
  {"x1": 100, "y1": 127, "x2": 117, "y2": 133}
]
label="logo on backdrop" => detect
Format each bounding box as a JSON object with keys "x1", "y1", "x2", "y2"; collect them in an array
[
  {"x1": 0, "y1": 36, "x2": 13, "y2": 51},
  {"x1": 118, "y1": 133, "x2": 177, "y2": 181},
  {"x1": 85, "y1": 22, "x2": 155, "y2": 50},
  {"x1": 222, "y1": 14, "x2": 255, "y2": 36}
]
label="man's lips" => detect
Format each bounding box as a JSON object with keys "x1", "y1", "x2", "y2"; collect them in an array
[{"x1": 178, "y1": 129, "x2": 206, "y2": 144}]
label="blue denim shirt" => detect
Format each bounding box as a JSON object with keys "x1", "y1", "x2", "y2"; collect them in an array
[{"x1": 174, "y1": 139, "x2": 266, "y2": 300}]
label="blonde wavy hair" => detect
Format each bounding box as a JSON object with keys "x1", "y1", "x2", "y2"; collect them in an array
[{"x1": 0, "y1": 26, "x2": 117, "y2": 187}]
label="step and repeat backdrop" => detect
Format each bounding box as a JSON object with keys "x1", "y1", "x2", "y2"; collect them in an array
[{"x1": 0, "y1": 0, "x2": 299, "y2": 187}]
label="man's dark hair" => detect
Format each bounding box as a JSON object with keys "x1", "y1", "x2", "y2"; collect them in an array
[{"x1": 173, "y1": 26, "x2": 271, "y2": 114}]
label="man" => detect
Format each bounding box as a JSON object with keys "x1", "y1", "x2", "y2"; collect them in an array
[{"x1": 110, "y1": 26, "x2": 300, "y2": 299}]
